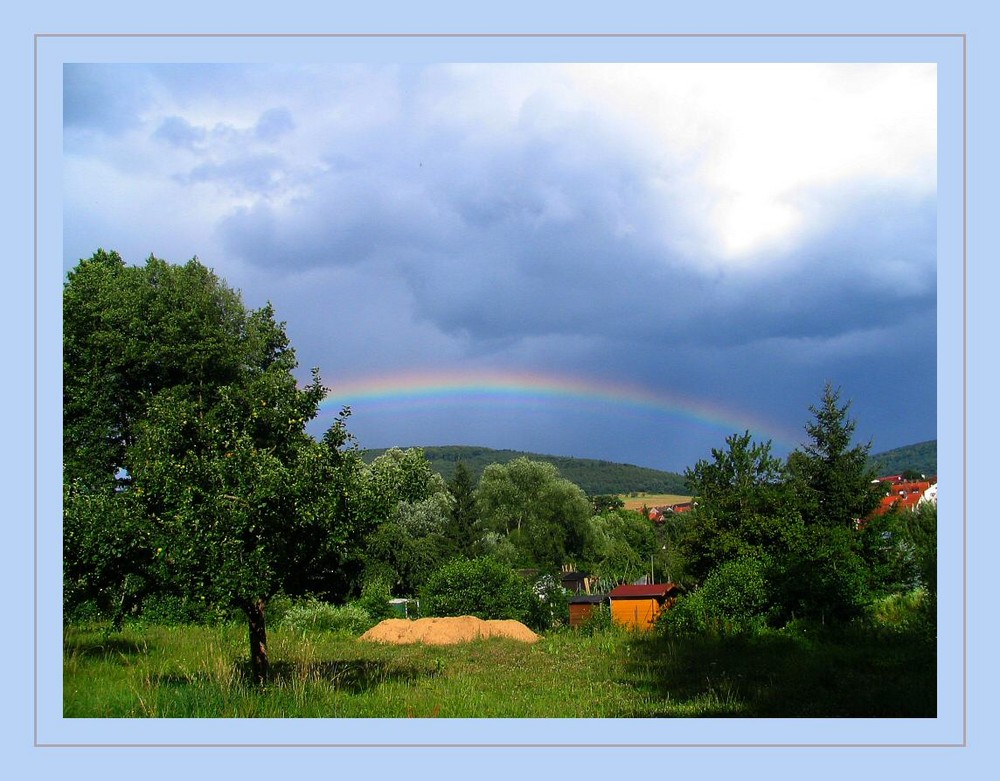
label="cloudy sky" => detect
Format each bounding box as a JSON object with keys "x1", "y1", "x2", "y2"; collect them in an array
[{"x1": 63, "y1": 62, "x2": 937, "y2": 473}]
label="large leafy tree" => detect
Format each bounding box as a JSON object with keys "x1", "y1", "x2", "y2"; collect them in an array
[
  {"x1": 475, "y1": 458, "x2": 592, "y2": 571},
  {"x1": 584, "y1": 509, "x2": 658, "y2": 587},
  {"x1": 355, "y1": 448, "x2": 455, "y2": 596},
  {"x1": 679, "y1": 431, "x2": 801, "y2": 583},
  {"x1": 63, "y1": 250, "x2": 361, "y2": 680}
]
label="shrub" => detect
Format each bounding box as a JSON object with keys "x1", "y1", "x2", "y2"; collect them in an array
[
  {"x1": 659, "y1": 557, "x2": 771, "y2": 636},
  {"x1": 579, "y1": 602, "x2": 615, "y2": 635},
  {"x1": 659, "y1": 590, "x2": 709, "y2": 636},
  {"x1": 528, "y1": 573, "x2": 570, "y2": 631},
  {"x1": 278, "y1": 598, "x2": 373, "y2": 635},
  {"x1": 420, "y1": 557, "x2": 535, "y2": 623},
  {"x1": 139, "y1": 593, "x2": 231, "y2": 625},
  {"x1": 356, "y1": 576, "x2": 394, "y2": 623},
  {"x1": 771, "y1": 527, "x2": 871, "y2": 624}
]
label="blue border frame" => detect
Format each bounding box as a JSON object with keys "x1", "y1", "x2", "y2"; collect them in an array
[{"x1": 36, "y1": 33, "x2": 964, "y2": 751}]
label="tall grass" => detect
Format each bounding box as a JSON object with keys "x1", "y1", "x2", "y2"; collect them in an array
[{"x1": 64, "y1": 608, "x2": 934, "y2": 718}]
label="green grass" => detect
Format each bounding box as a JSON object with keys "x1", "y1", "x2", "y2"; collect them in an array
[{"x1": 63, "y1": 617, "x2": 935, "y2": 718}]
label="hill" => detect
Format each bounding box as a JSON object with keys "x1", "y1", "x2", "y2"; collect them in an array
[
  {"x1": 360, "y1": 445, "x2": 689, "y2": 497},
  {"x1": 868, "y1": 439, "x2": 937, "y2": 477},
  {"x1": 361, "y1": 440, "x2": 937, "y2": 497}
]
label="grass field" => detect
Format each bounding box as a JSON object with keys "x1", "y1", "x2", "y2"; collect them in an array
[
  {"x1": 619, "y1": 493, "x2": 691, "y2": 511},
  {"x1": 63, "y1": 618, "x2": 934, "y2": 718}
]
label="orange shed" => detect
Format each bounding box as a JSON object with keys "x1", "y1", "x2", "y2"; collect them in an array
[{"x1": 608, "y1": 583, "x2": 679, "y2": 630}]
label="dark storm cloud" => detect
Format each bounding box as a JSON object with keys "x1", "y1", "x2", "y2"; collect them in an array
[{"x1": 63, "y1": 63, "x2": 937, "y2": 470}]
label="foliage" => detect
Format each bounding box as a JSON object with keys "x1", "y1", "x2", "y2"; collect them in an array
[
  {"x1": 659, "y1": 557, "x2": 772, "y2": 637},
  {"x1": 364, "y1": 445, "x2": 689, "y2": 496},
  {"x1": 420, "y1": 557, "x2": 536, "y2": 623},
  {"x1": 475, "y1": 458, "x2": 592, "y2": 570},
  {"x1": 898, "y1": 502, "x2": 937, "y2": 596},
  {"x1": 355, "y1": 577, "x2": 394, "y2": 624},
  {"x1": 356, "y1": 448, "x2": 456, "y2": 595},
  {"x1": 857, "y1": 510, "x2": 922, "y2": 596},
  {"x1": 445, "y1": 462, "x2": 480, "y2": 558},
  {"x1": 63, "y1": 250, "x2": 365, "y2": 680},
  {"x1": 769, "y1": 526, "x2": 871, "y2": 624},
  {"x1": 278, "y1": 598, "x2": 374, "y2": 635},
  {"x1": 585, "y1": 509, "x2": 658, "y2": 586},
  {"x1": 528, "y1": 574, "x2": 570, "y2": 631},
  {"x1": 578, "y1": 602, "x2": 615, "y2": 635},
  {"x1": 679, "y1": 431, "x2": 800, "y2": 583},
  {"x1": 787, "y1": 383, "x2": 882, "y2": 530},
  {"x1": 63, "y1": 480, "x2": 152, "y2": 628},
  {"x1": 138, "y1": 593, "x2": 234, "y2": 626},
  {"x1": 592, "y1": 494, "x2": 625, "y2": 514}
]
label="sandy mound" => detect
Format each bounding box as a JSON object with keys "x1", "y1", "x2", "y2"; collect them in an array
[{"x1": 359, "y1": 616, "x2": 540, "y2": 645}]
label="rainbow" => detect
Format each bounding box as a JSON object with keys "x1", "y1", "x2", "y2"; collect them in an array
[{"x1": 318, "y1": 369, "x2": 800, "y2": 449}]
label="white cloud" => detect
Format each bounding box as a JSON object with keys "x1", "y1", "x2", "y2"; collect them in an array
[{"x1": 561, "y1": 62, "x2": 936, "y2": 260}]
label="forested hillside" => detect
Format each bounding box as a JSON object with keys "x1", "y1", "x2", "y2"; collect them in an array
[
  {"x1": 361, "y1": 445, "x2": 689, "y2": 496},
  {"x1": 363, "y1": 440, "x2": 937, "y2": 496},
  {"x1": 869, "y1": 439, "x2": 937, "y2": 477}
]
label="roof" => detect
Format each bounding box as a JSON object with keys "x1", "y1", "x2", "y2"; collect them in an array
[
  {"x1": 560, "y1": 571, "x2": 590, "y2": 582},
  {"x1": 569, "y1": 594, "x2": 610, "y2": 604},
  {"x1": 609, "y1": 583, "x2": 678, "y2": 599}
]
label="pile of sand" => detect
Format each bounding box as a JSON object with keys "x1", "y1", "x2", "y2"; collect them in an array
[{"x1": 359, "y1": 616, "x2": 540, "y2": 645}]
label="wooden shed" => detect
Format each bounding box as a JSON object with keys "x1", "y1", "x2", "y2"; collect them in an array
[
  {"x1": 608, "y1": 583, "x2": 679, "y2": 630},
  {"x1": 560, "y1": 570, "x2": 592, "y2": 595},
  {"x1": 568, "y1": 594, "x2": 609, "y2": 628}
]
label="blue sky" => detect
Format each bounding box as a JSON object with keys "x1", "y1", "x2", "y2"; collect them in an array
[{"x1": 63, "y1": 61, "x2": 937, "y2": 472}]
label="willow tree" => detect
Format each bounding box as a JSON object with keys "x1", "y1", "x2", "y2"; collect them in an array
[{"x1": 64, "y1": 250, "x2": 361, "y2": 681}]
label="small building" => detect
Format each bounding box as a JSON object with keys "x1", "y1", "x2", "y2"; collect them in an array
[
  {"x1": 560, "y1": 570, "x2": 592, "y2": 595},
  {"x1": 388, "y1": 598, "x2": 418, "y2": 618},
  {"x1": 608, "y1": 583, "x2": 679, "y2": 630},
  {"x1": 568, "y1": 594, "x2": 610, "y2": 628}
]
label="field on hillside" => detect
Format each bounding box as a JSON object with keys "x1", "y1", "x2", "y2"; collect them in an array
[
  {"x1": 63, "y1": 616, "x2": 934, "y2": 719},
  {"x1": 619, "y1": 493, "x2": 692, "y2": 511}
]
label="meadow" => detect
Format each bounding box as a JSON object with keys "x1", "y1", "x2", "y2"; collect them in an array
[{"x1": 63, "y1": 613, "x2": 934, "y2": 719}]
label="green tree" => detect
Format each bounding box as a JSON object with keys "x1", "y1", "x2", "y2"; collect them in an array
[
  {"x1": 786, "y1": 383, "x2": 882, "y2": 530},
  {"x1": 591, "y1": 494, "x2": 625, "y2": 514},
  {"x1": 355, "y1": 448, "x2": 455, "y2": 595},
  {"x1": 585, "y1": 509, "x2": 658, "y2": 586},
  {"x1": 679, "y1": 431, "x2": 801, "y2": 583},
  {"x1": 445, "y1": 462, "x2": 479, "y2": 558},
  {"x1": 63, "y1": 251, "x2": 362, "y2": 681},
  {"x1": 475, "y1": 458, "x2": 592, "y2": 570}
]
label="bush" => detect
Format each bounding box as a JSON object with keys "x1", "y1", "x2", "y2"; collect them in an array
[
  {"x1": 659, "y1": 557, "x2": 771, "y2": 636},
  {"x1": 579, "y1": 602, "x2": 615, "y2": 635},
  {"x1": 772, "y1": 527, "x2": 871, "y2": 624},
  {"x1": 420, "y1": 557, "x2": 535, "y2": 623},
  {"x1": 278, "y1": 598, "x2": 373, "y2": 635},
  {"x1": 139, "y1": 593, "x2": 232, "y2": 625},
  {"x1": 356, "y1": 576, "x2": 394, "y2": 623},
  {"x1": 528, "y1": 574, "x2": 570, "y2": 631}
]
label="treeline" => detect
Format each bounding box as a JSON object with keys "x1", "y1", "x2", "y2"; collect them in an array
[
  {"x1": 63, "y1": 251, "x2": 936, "y2": 681},
  {"x1": 362, "y1": 445, "x2": 690, "y2": 496}
]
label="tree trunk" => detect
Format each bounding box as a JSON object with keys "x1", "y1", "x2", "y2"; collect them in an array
[{"x1": 246, "y1": 598, "x2": 269, "y2": 683}]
